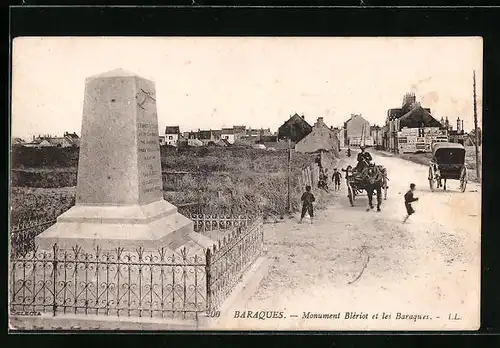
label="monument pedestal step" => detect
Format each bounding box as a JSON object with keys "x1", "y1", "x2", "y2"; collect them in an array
[{"x1": 35, "y1": 200, "x2": 214, "y2": 253}]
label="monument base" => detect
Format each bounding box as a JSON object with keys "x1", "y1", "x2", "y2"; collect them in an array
[{"x1": 35, "y1": 200, "x2": 214, "y2": 253}]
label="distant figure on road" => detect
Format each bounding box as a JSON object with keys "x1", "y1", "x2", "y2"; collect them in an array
[
  {"x1": 403, "y1": 183, "x2": 419, "y2": 223},
  {"x1": 355, "y1": 146, "x2": 372, "y2": 171},
  {"x1": 347, "y1": 148, "x2": 351, "y2": 157},
  {"x1": 342, "y1": 165, "x2": 353, "y2": 181},
  {"x1": 318, "y1": 169, "x2": 329, "y2": 192},
  {"x1": 315, "y1": 154, "x2": 322, "y2": 169},
  {"x1": 299, "y1": 185, "x2": 315, "y2": 224},
  {"x1": 332, "y1": 168, "x2": 342, "y2": 191}
]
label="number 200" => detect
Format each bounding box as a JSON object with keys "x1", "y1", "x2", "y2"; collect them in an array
[{"x1": 207, "y1": 310, "x2": 221, "y2": 317}]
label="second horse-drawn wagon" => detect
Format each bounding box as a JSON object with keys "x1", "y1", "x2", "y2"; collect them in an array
[{"x1": 428, "y1": 142, "x2": 468, "y2": 192}]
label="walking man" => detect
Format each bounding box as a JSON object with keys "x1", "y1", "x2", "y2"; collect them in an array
[
  {"x1": 403, "y1": 183, "x2": 419, "y2": 223},
  {"x1": 299, "y1": 185, "x2": 316, "y2": 224},
  {"x1": 332, "y1": 168, "x2": 342, "y2": 191}
]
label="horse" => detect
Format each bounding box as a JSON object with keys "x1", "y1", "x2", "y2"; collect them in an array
[
  {"x1": 432, "y1": 164, "x2": 446, "y2": 190},
  {"x1": 364, "y1": 164, "x2": 388, "y2": 212}
]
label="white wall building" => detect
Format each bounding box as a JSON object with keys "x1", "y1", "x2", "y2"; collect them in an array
[
  {"x1": 221, "y1": 128, "x2": 236, "y2": 144},
  {"x1": 165, "y1": 126, "x2": 180, "y2": 147}
]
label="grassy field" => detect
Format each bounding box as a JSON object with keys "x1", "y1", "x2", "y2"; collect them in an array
[
  {"x1": 10, "y1": 146, "x2": 339, "y2": 225},
  {"x1": 387, "y1": 145, "x2": 481, "y2": 183}
]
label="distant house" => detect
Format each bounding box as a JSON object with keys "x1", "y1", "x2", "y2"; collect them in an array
[
  {"x1": 232, "y1": 126, "x2": 247, "y2": 141},
  {"x1": 186, "y1": 131, "x2": 199, "y2": 140},
  {"x1": 48, "y1": 137, "x2": 74, "y2": 148},
  {"x1": 221, "y1": 128, "x2": 236, "y2": 144},
  {"x1": 257, "y1": 135, "x2": 277, "y2": 143},
  {"x1": 12, "y1": 137, "x2": 25, "y2": 145},
  {"x1": 370, "y1": 125, "x2": 383, "y2": 147},
  {"x1": 198, "y1": 129, "x2": 222, "y2": 146},
  {"x1": 277, "y1": 113, "x2": 313, "y2": 143},
  {"x1": 37, "y1": 139, "x2": 53, "y2": 147},
  {"x1": 63, "y1": 132, "x2": 80, "y2": 147},
  {"x1": 295, "y1": 117, "x2": 340, "y2": 156},
  {"x1": 165, "y1": 126, "x2": 180, "y2": 147},
  {"x1": 398, "y1": 105, "x2": 442, "y2": 129},
  {"x1": 246, "y1": 128, "x2": 272, "y2": 138},
  {"x1": 383, "y1": 92, "x2": 440, "y2": 152},
  {"x1": 343, "y1": 114, "x2": 371, "y2": 147}
]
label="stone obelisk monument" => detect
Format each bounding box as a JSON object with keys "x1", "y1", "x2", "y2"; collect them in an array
[{"x1": 36, "y1": 68, "x2": 213, "y2": 253}]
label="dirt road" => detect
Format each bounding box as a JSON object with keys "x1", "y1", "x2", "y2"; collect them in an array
[{"x1": 216, "y1": 151, "x2": 481, "y2": 330}]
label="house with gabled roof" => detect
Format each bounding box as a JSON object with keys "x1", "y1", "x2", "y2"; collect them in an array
[
  {"x1": 277, "y1": 113, "x2": 313, "y2": 143},
  {"x1": 198, "y1": 129, "x2": 222, "y2": 146},
  {"x1": 63, "y1": 132, "x2": 80, "y2": 147},
  {"x1": 48, "y1": 137, "x2": 73, "y2": 148},
  {"x1": 383, "y1": 92, "x2": 443, "y2": 152},
  {"x1": 12, "y1": 137, "x2": 25, "y2": 146},
  {"x1": 165, "y1": 126, "x2": 181, "y2": 147},
  {"x1": 295, "y1": 117, "x2": 340, "y2": 156}
]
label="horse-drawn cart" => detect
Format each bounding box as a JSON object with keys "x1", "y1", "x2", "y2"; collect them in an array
[
  {"x1": 346, "y1": 164, "x2": 389, "y2": 209},
  {"x1": 428, "y1": 142, "x2": 468, "y2": 192}
]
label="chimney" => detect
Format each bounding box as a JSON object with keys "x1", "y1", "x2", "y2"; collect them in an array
[
  {"x1": 32, "y1": 135, "x2": 35, "y2": 141},
  {"x1": 301, "y1": 115, "x2": 305, "y2": 120}
]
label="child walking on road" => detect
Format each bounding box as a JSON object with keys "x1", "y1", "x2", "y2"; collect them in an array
[
  {"x1": 299, "y1": 185, "x2": 316, "y2": 224},
  {"x1": 332, "y1": 168, "x2": 342, "y2": 191},
  {"x1": 403, "y1": 183, "x2": 419, "y2": 223}
]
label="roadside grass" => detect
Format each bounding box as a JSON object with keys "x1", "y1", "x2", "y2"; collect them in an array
[{"x1": 10, "y1": 146, "x2": 340, "y2": 224}]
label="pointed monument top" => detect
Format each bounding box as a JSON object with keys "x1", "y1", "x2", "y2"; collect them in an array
[{"x1": 88, "y1": 68, "x2": 142, "y2": 79}]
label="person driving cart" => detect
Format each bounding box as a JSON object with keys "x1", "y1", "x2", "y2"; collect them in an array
[{"x1": 355, "y1": 146, "x2": 372, "y2": 171}]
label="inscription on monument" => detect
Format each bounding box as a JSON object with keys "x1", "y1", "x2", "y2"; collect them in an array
[
  {"x1": 136, "y1": 85, "x2": 163, "y2": 203},
  {"x1": 137, "y1": 123, "x2": 161, "y2": 194}
]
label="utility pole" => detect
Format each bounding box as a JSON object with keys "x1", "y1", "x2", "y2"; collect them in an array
[
  {"x1": 473, "y1": 70, "x2": 480, "y2": 181},
  {"x1": 287, "y1": 122, "x2": 292, "y2": 216}
]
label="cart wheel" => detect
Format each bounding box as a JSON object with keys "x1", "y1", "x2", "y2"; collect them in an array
[
  {"x1": 348, "y1": 185, "x2": 354, "y2": 207},
  {"x1": 428, "y1": 166, "x2": 435, "y2": 192},
  {"x1": 460, "y1": 167, "x2": 468, "y2": 193}
]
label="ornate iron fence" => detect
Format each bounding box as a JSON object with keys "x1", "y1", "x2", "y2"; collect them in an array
[
  {"x1": 10, "y1": 245, "x2": 207, "y2": 320},
  {"x1": 205, "y1": 218, "x2": 264, "y2": 311},
  {"x1": 9, "y1": 215, "x2": 264, "y2": 321},
  {"x1": 189, "y1": 214, "x2": 254, "y2": 241}
]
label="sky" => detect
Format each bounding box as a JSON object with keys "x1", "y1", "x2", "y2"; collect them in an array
[{"x1": 11, "y1": 37, "x2": 483, "y2": 140}]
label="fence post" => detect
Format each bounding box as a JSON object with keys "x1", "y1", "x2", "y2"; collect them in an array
[
  {"x1": 205, "y1": 248, "x2": 212, "y2": 312},
  {"x1": 52, "y1": 243, "x2": 59, "y2": 316}
]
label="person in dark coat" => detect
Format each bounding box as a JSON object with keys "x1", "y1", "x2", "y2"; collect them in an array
[
  {"x1": 299, "y1": 185, "x2": 315, "y2": 224},
  {"x1": 403, "y1": 183, "x2": 419, "y2": 223},
  {"x1": 318, "y1": 168, "x2": 330, "y2": 191},
  {"x1": 332, "y1": 168, "x2": 342, "y2": 191},
  {"x1": 355, "y1": 146, "x2": 372, "y2": 171}
]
